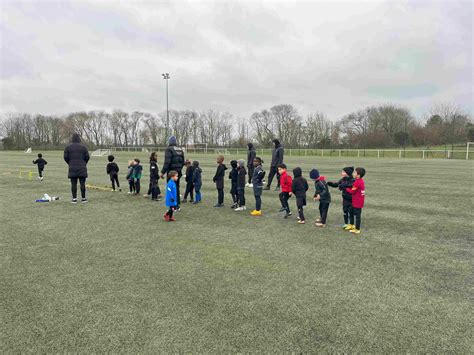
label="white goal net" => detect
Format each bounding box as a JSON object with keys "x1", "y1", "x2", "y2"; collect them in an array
[{"x1": 92, "y1": 149, "x2": 111, "y2": 157}]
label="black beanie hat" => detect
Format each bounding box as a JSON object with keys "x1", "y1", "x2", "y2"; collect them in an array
[
  {"x1": 309, "y1": 169, "x2": 320, "y2": 180},
  {"x1": 343, "y1": 166, "x2": 354, "y2": 176}
]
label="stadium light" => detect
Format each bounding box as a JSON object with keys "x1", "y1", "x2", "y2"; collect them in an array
[{"x1": 162, "y1": 73, "x2": 170, "y2": 139}]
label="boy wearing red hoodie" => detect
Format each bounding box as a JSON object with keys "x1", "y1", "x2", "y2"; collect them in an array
[
  {"x1": 345, "y1": 167, "x2": 366, "y2": 234},
  {"x1": 278, "y1": 164, "x2": 293, "y2": 218},
  {"x1": 310, "y1": 169, "x2": 331, "y2": 227}
]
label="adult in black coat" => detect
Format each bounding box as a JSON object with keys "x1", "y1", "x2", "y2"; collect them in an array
[
  {"x1": 246, "y1": 143, "x2": 256, "y2": 185},
  {"x1": 64, "y1": 133, "x2": 90, "y2": 203},
  {"x1": 160, "y1": 136, "x2": 185, "y2": 208},
  {"x1": 264, "y1": 139, "x2": 284, "y2": 190}
]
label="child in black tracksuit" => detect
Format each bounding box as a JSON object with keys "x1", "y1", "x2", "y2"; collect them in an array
[
  {"x1": 213, "y1": 155, "x2": 227, "y2": 207},
  {"x1": 32, "y1": 153, "x2": 47, "y2": 180},
  {"x1": 149, "y1": 152, "x2": 162, "y2": 201},
  {"x1": 328, "y1": 166, "x2": 355, "y2": 228},
  {"x1": 292, "y1": 167, "x2": 309, "y2": 224},
  {"x1": 183, "y1": 160, "x2": 194, "y2": 203},
  {"x1": 235, "y1": 159, "x2": 247, "y2": 211},
  {"x1": 192, "y1": 161, "x2": 202, "y2": 204},
  {"x1": 106, "y1": 155, "x2": 121, "y2": 191},
  {"x1": 310, "y1": 169, "x2": 331, "y2": 227},
  {"x1": 229, "y1": 160, "x2": 239, "y2": 208},
  {"x1": 250, "y1": 157, "x2": 265, "y2": 216}
]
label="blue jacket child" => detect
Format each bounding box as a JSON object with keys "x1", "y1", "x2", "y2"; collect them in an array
[{"x1": 166, "y1": 179, "x2": 177, "y2": 207}]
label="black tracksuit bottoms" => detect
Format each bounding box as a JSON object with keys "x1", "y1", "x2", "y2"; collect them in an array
[
  {"x1": 319, "y1": 202, "x2": 330, "y2": 224},
  {"x1": 237, "y1": 187, "x2": 245, "y2": 207},
  {"x1": 350, "y1": 207, "x2": 362, "y2": 229},
  {"x1": 343, "y1": 200, "x2": 352, "y2": 225},
  {"x1": 279, "y1": 192, "x2": 290, "y2": 213},
  {"x1": 110, "y1": 173, "x2": 120, "y2": 190},
  {"x1": 71, "y1": 177, "x2": 86, "y2": 199},
  {"x1": 184, "y1": 182, "x2": 194, "y2": 201},
  {"x1": 296, "y1": 197, "x2": 306, "y2": 221}
]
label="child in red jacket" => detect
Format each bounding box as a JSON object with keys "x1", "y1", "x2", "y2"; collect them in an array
[
  {"x1": 345, "y1": 167, "x2": 366, "y2": 234},
  {"x1": 278, "y1": 164, "x2": 293, "y2": 218}
]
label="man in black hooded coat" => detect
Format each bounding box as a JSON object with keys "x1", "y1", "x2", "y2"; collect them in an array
[
  {"x1": 64, "y1": 133, "x2": 90, "y2": 203},
  {"x1": 160, "y1": 136, "x2": 185, "y2": 208},
  {"x1": 264, "y1": 139, "x2": 284, "y2": 190},
  {"x1": 246, "y1": 143, "x2": 256, "y2": 185}
]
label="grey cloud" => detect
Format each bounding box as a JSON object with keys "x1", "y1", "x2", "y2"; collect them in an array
[{"x1": 0, "y1": 0, "x2": 472, "y2": 119}]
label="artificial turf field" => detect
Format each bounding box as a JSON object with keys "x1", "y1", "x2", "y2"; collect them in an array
[{"x1": 1, "y1": 150, "x2": 472, "y2": 353}]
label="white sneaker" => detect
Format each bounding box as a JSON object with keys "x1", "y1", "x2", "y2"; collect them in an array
[
  {"x1": 248, "y1": 183, "x2": 253, "y2": 188},
  {"x1": 234, "y1": 206, "x2": 247, "y2": 211}
]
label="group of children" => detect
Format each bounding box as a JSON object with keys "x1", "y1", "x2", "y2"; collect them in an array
[
  {"x1": 193, "y1": 155, "x2": 366, "y2": 234},
  {"x1": 33, "y1": 152, "x2": 366, "y2": 233}
]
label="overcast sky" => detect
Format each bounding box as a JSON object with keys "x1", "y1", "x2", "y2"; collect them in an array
[{"x1": 0, "y1": 0, "x2": 472, "y2": 120}]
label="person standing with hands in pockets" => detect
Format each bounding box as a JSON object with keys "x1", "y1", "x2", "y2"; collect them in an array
[{"x1": 161, "y1": 136, "x2": 185, "y2": 209}]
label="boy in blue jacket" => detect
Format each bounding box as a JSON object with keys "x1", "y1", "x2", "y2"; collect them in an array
[{"x1": 164, "y1": 171, "x2": 179, "y2": 221}]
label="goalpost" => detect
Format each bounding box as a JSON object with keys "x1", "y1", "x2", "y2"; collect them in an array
[
  {"x1": 91, "y1": 149, "x2": 111, "y2": 157},
  {"x1": 467, "y1": 142, "x2": 474, "y2": 160},
  {"x1": 186, "y1": 143, "x2": 208, "y2": 154}
]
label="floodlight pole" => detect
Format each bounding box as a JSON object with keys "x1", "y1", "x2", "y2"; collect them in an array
[{"x1": 162, "y1": 73, "x2": 170, "y2": 140}]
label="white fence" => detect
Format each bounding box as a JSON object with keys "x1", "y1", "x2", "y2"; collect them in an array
[{"x1": 110, "y1": 147, "x2": 474, "y2": 160}]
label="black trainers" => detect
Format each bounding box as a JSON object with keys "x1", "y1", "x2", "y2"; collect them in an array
[
  {"x1": 71, "y1": 198, "x2": 77, "y2": 204},
  {"x1": 214, "y1": 204, "x2": 224, "y2": 208},
  {"x1": 284, "y1": 212, "x2": 292, "y2": 218},
  {"x1": 81, "y1": 198, "x2": 88, "y2": 203}
]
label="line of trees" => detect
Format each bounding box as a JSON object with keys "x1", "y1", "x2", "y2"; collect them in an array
[{"x1": 1, "y1": 103, "x2": 472, "y2": 150}]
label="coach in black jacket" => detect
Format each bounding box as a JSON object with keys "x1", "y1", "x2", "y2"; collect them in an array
[
  {"x1": 161, "y1": 136, "x2": 185, "y2": 208},
  {"x1": 264, "y1": 139, "x2": 284, "y2": 190},
  {"x1": 64, "y1": 133, "x2": 90, "y2": 203},
  {"x1": 247, "y1": 143, "x2": 256, "y2": 185}
]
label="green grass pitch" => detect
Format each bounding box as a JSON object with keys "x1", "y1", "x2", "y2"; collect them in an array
[{"x1": 1, "y1": 151, "x2": 472, "y2": 352}]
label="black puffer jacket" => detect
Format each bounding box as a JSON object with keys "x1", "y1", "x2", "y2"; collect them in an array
[
  {"x1": 328, "y1": 177, "x2": 354, "y2": 202},
  {"x1": 270, "y1": 140, "x2": 284, "y2": 167},
  {"x1": 106, "y1": 162, "x2": 119, "y2": 175},
  {"x1": 33, "y1": 158, "x2": 47, "y2": 169},
  {"x1": 150, "y1": 160, "x2": 159, "y2": 180},
  {"x1": 237, "y1": 166, "x2": 247, "y2": 189},
  {"x1": 213, "y1": 164, "x2": 228, "y2": 189},
  {"x1": 161, "y1": 138, "x2": 185, "y2": 174},
  {"x1": 185, "y1": 165, "x2": 194, "y2": 183},
  {"x1": 292, "y1": 167, "x2": 309, "y2": 198},
  {"x1": 247, "y1": 143, "x2": 256, "y2": 168},
  {"x1": 314, "y1": 179, "x2": 331, "y2": 203},
  {"x1": 64, "y1": 134, "x2": 90, "y2": 178}
]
